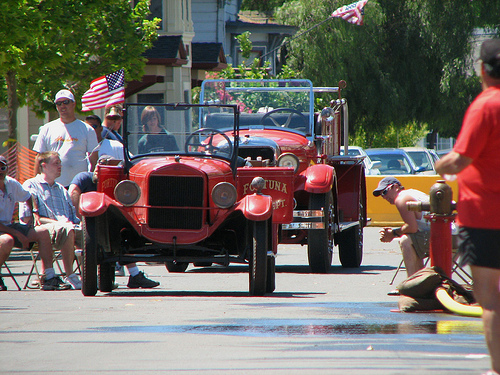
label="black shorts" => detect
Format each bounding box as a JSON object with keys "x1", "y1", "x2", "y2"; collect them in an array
[
  {"x1": 457, "y1": 226, "x2": 500, "y2": 269},
  {"x1": 0, "y1": 223, "x2": 32, "y2": 249}
]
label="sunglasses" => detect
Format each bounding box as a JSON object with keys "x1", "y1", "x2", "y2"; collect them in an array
[
  {"x1": 381, "y1": 184, "x2": 393, "y2": 197},
  {"x1": 55, "y1": 99, "x2": 72, "y2": 106},
  {"x1": 0, "y1": 165, "x2": 7, "y2": 172}
]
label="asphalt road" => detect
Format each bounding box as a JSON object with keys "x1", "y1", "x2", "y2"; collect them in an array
[{"x1": 0, "y1": 226, "x2": 490, "y2": 374}]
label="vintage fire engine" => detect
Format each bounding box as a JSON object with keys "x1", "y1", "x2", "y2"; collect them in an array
[
  {"x1": 200, "y1": 79, "x2": 367, "y2": 273},
  {"x1": 80, "y1": 102, "x2": 293, "y2": 296},
  {"x1": 79, "y1": 79, "x2": 366, "y2": 296}
]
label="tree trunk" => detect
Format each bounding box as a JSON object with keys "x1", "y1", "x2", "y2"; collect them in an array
[{"x1": 6, "y1": 70, "x2": 19, "y2": 147}]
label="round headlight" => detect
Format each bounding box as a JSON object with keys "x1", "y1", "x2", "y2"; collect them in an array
[
  {"x1": 211, "y1": 182, "x2": 237, "y2": 209},
  {"x1": 114, "y1": 180, "x2": 141, "y2": 206},
  {"x1": 277, "y1": 153, "x2": 300, "y2": 172}
]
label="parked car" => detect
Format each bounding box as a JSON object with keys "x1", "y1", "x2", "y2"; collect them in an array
[
  {"x1": 402, "y1": 147, "x2": 439, "y2": 173},
  {"x1": 365, "y1": 148, "x2": 431, "y2": 175},
  {"x1": 340, "y1": 146, "x2": 381, "y2": 175}
]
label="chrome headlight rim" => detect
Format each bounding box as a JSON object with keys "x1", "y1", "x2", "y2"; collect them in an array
[
  {"x1": 277, "y1": 153, "x2": 300, "y2": 173},
  {"x1": 211, "y1": 182, "x2": 237, "y2": 209},
  {"x1": 114, "y1": 180, "x2": 141, "y2": 206}
]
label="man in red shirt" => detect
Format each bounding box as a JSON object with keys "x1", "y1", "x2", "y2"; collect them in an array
[{"x1": 436, "y1": 39, "x2": 500, "y2": 375}]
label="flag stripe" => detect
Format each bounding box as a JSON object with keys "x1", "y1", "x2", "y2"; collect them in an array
[
  {"x1": 331, "y1": 0, "x2": 368, "y2": 26},
  {"x1": 81, "y1": 69, "x2": 125, "y2": 111}
]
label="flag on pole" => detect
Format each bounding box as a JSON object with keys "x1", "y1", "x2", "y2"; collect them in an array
[
  {"x1": 331, "y1": 0, "x2": 368, "y2": 26},
  {"x1": 81, "y1": 69, "x2": 125, "y2": 111}
]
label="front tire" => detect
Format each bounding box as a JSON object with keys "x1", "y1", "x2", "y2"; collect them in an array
[
  {"x1": 307, "y1": 192, "x2": 334, "y2": 273},
  {"x1": 249, "y1": 220, "x2": 268, "y2": 296},
  {"x1": 82, "y1": 217, "x2": 98, "y2": 296},
  {"x1": 98, "y1": 262, "x2": 115, "y2": 293},
  {"x1": 266, "y1": 255, "x2": 276, "y2": 294}
]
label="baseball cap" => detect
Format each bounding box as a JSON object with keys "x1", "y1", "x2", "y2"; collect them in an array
[
  {"x1": 105, "y1": 105, "x2": 123, "y2": 119},
  {"x1": 480, "y1": 39, "x2": 500, "y2": 78},
  {"x1": 54, "y1": 89, "x2": 75, "y2": 103},
  {"x1": 373, "y1": 176, "x2": 401, "y2": 197},
  {"x1": 0, "y1": 155, "x2": 7, "y2": 166}
]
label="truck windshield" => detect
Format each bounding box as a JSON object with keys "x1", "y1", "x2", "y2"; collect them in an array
[
  {"x1": 200, "y1": 79, "x2": 315, "y2": 136},
  {"x1": 123, "y1": 103, "x2": 239, "y2": 161}
]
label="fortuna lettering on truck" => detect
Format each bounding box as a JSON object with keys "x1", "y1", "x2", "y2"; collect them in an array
[{"x1": 242, "y1": 179, "x2": 288, "y2": 195}]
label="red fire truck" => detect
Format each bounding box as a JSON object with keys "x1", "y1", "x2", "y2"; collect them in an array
[
  {"x1": 200, "y1": 79, "x2": 367, "y2": 273},
  {"x1": 79, "y1": 79, "x2": 366, "y2": 296}
]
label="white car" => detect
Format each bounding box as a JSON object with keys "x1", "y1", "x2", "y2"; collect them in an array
[{"x1": 341, "y1": 146, "x2": 381, "y2": 175}]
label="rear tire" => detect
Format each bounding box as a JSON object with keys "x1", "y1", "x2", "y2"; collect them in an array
[
  {"x1": 338, "y1": 177, "x2": 364, "y2": 268},
  {"x1": 307, "y1": 192, "x2": 334, "y2": 273},
  {"x1": 249, "y1": 220, "x2": 268, "y2": 296},
  {"x1": 82, "y1": 217, "x2": 98, "y2": 296},
  {"x1": 338, "y1": 224, "x2": 363, "y2": 267},
  {"x1": 165, "y1": 261, "x2": 189, "y2": 273}
]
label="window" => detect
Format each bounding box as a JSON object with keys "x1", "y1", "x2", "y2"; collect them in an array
[{"x1": 137, "y1": 93, "x2": 164, "y2": 104}]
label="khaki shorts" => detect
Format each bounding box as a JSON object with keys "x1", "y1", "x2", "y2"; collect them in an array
[
  {"x1": 41, "y1": 222, "x2": 82, "y2": 250},
  {"x1": 408, "y1": 230, "x2": 430, "y2": 259}
]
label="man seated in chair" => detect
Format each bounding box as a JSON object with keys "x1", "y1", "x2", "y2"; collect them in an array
[
  {"x1": 20, "y1": 151, "x2": 81, "y2": 290},
  {"x1": 0, "y1": 155, "x2": 55, "y2": 291},
  {"x1": 373, "y1": 177, "x2": 431, "y2": 284}
]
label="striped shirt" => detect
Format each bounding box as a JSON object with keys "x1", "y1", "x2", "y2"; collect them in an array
[{"x1": 20, "y1": 174, "x2": 79, "y2": 225}]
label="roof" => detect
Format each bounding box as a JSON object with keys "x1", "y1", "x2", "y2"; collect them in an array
[
  {"x1": 227, "y1": 11, "x2": 298, "y2": 34},
  {"x1": 143, "y1": 35, "x2": 187, "y2": 66},
  {"x1": 191, "y1": 43, "x2": 226, "y2": 64}
]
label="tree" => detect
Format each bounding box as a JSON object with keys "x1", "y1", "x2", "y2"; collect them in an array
[
  {"x1": 275, "y1": 0, "x2": 499, "y2": 141},
  {"x1": 0, "y1": 0, "x2": 159, "y2": 145},
  {"x1": 241, "y1": 0, "x2": 287, "y2": 13}
]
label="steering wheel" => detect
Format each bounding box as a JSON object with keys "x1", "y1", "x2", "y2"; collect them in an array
[
  {"x1": 259, "y1": 108, "x2": 308, "y2": 129},
  {"x1": 185, "y1": 128, "x2": 232, "y2": 157}
]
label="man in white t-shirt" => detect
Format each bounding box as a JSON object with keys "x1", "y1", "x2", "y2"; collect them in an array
[{"x1": 33, "y1": 90, "x2": 99, "y2": 187}]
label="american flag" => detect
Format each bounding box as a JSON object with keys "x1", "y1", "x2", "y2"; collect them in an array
[
  {"x1": 81, "y1": 69, "x2": 125, "y2": 111},
  {"x1": 331, "y1": 0, "x2": 368, "y2": 26}
]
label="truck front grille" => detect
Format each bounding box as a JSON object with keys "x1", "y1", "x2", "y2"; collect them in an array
[{"x1": 148, "y1": 176, "x2": 204, "y2": 229}]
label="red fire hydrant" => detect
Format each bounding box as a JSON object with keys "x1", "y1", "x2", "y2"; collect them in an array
[{"x1": 407, "y1": 180, "x2": 456, "y2": 277}]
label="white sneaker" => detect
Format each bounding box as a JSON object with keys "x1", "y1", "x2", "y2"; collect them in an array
[{"x1": 65, "y1": 273, "x2": 82, "y2": 290}]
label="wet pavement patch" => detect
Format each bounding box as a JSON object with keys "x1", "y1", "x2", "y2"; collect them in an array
[{"x1": 90, "y1": 319, "x2": 483, "y2": 337}]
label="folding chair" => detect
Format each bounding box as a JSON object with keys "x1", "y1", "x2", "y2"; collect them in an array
[
  {"x1": 23, "y1": 244, "x2": 80, "y2": 289},
  {"x1": 389, "y1": 239, "x2": 473, "y2": 286},
  {"x1": 0, "y1": 262, "x2": 22, "y2": 291},
  {"x1": 390, "y1": 257, "x2": 429, "y2": 285}
]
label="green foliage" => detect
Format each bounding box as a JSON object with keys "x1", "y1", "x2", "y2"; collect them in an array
[
  {"x1": 193, "y1": 34, "x2": 301, "y2": 103},
  {"x1": 241, "y1": 0, "x2": 287, "y2": 13},
  {"x1": 351, "y1": 121, "x2": 429, "y2": 149},
  {"x1": 0, "y1": 0, "x2": 159, "y2": 138},
  {"x1": 275, "y1": 0, "x2": 499, "y2": 140},
  {"x1": 236, "y1": 32, "x2": 253, "y2": 60}
]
